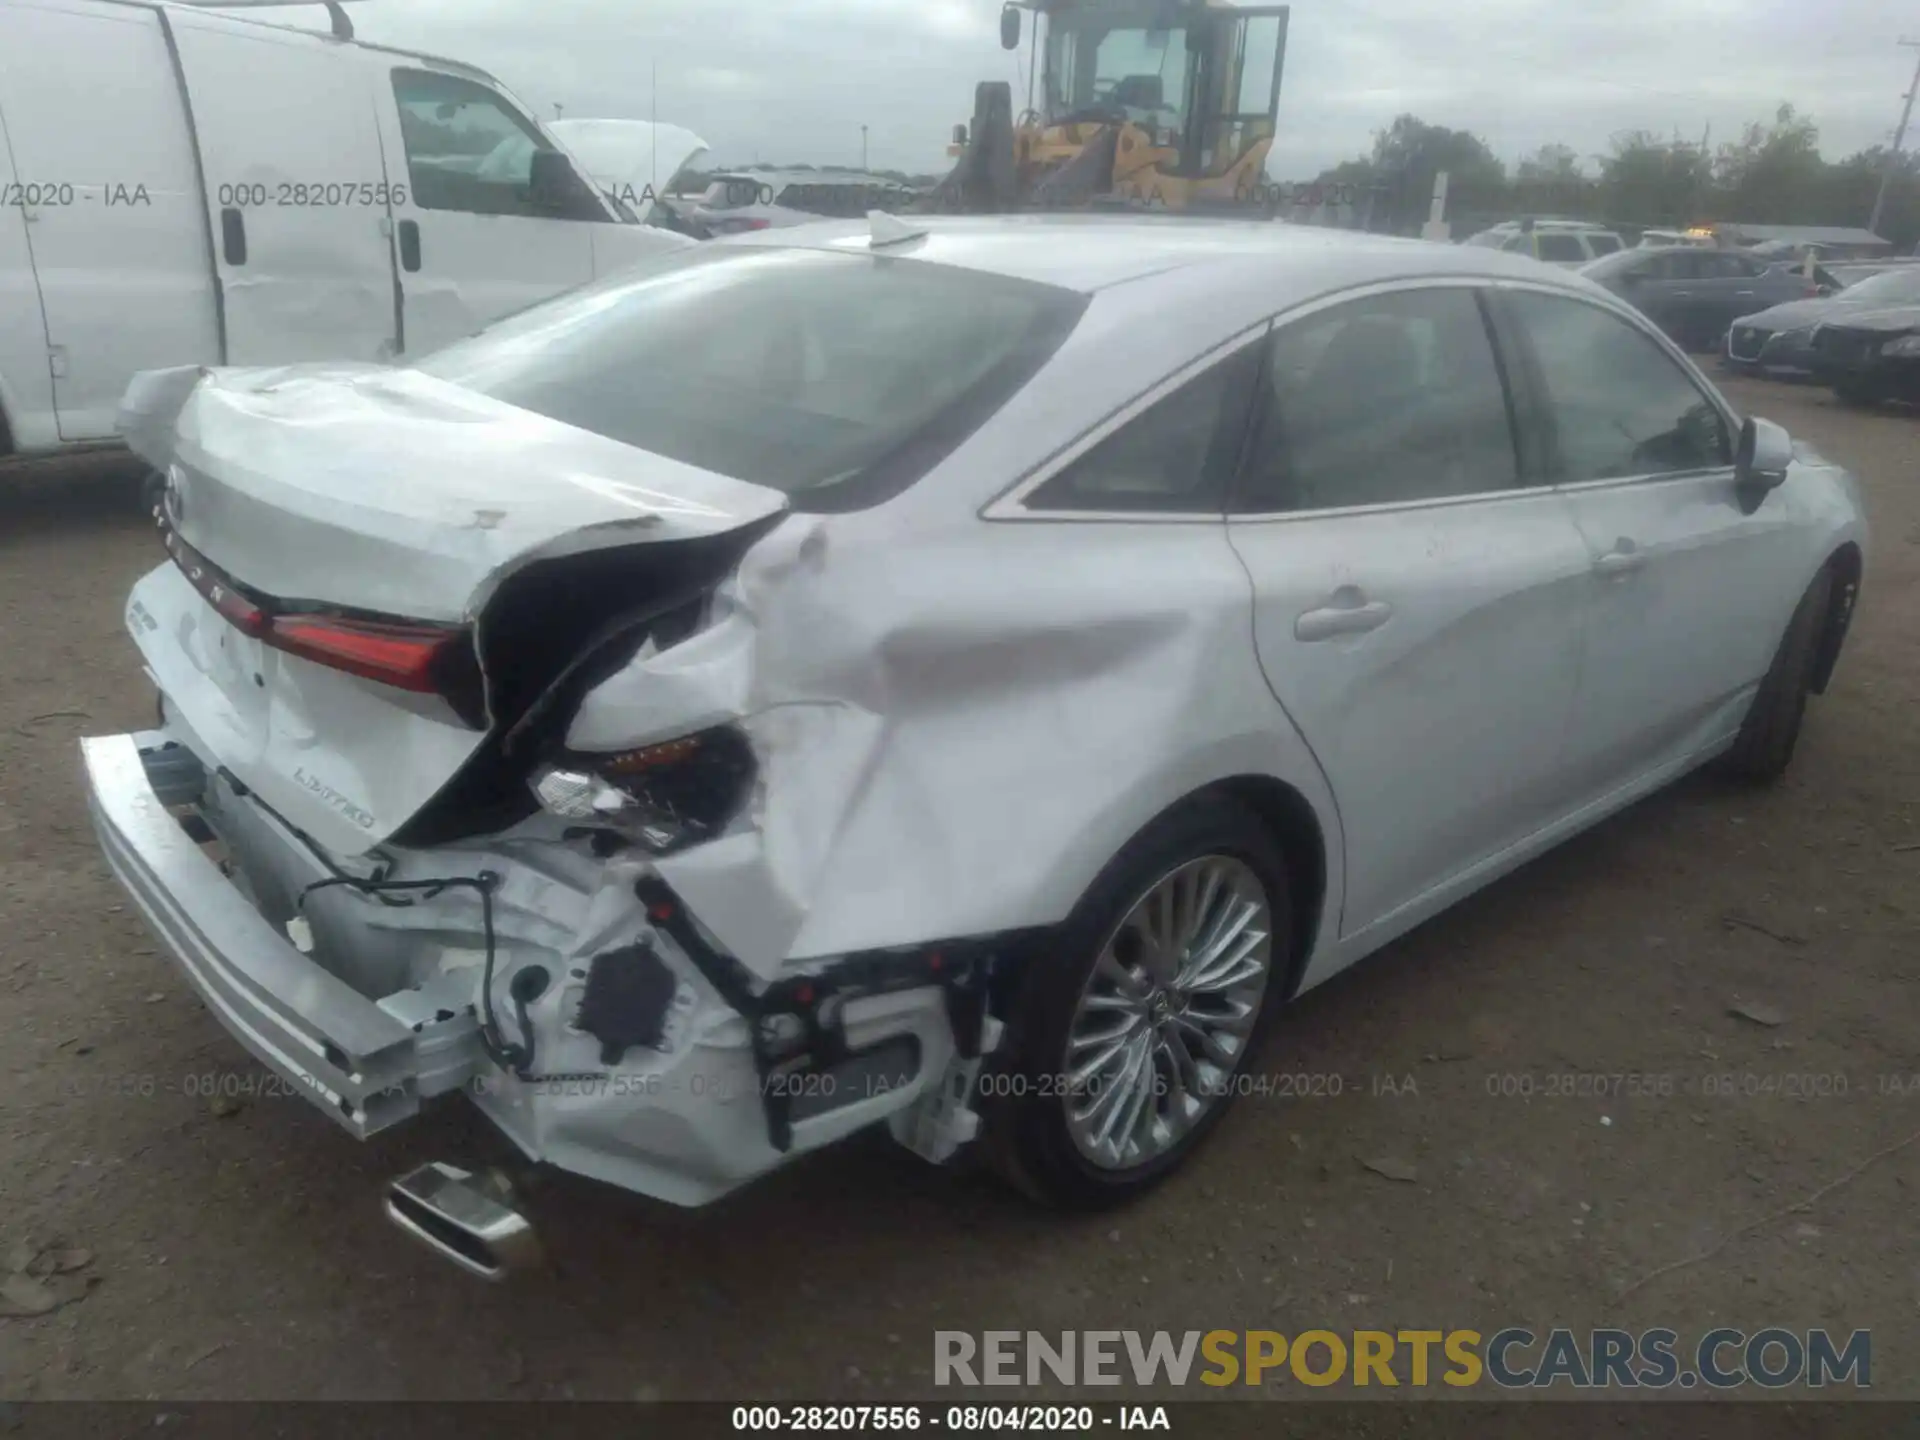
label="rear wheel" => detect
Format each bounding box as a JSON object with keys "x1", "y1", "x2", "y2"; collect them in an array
[
  {"x1": 981, "y1": 795, "x2": 1290, "y2": 1209},
  {"x1": 1717, "y1": 567, "x2": 1833, "y2": 784},
  {"x1": 1834, "y1": 378, "x2": 1884, "y2": 408}
]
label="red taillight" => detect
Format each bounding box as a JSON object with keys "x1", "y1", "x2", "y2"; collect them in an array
[
  {"x1": 265, "y1": 615, "x2": 461, "y2": 694},
  {"x1": 163, "y1": 522, "x2": 465, "y2": 695}
]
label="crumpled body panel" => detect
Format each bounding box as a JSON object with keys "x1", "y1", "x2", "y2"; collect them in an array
[{"x1": 572, "y1": 513, "x2": 1334, "y2": 978}]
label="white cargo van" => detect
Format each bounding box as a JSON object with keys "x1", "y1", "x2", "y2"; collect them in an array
[{"x1": 0, "y1": 0, "x2": 694, "y2": 458}]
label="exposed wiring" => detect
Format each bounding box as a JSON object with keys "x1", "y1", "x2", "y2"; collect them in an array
[
  {"x1": 212, "y1": 767, "x2": 536, "y2": 1078},
  {"x1": 295, "y1": 871, "x2": 534, "y2": 1077}
]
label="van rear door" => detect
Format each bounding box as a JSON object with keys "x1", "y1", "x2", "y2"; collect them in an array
[
  {"x1": 167, "y1": 9, "x2": 401, "y2": 364},
  {"x1": 0, "y1": 0, "x2": 219, "y2": 443}
]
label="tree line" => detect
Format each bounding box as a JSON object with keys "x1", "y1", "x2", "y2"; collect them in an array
[{"x1": 1313, "y1": 106, "x2": 1920, "y2": 248}]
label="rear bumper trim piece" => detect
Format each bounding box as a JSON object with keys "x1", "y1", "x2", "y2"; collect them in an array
[{"x1": 81, "y1": 730, "x2": 483, "y2": 1137}]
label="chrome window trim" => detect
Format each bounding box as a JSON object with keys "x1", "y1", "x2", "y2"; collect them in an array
[
  {"x1": 1229, "y1": 481, "x2": 1576, "y2": 526},
  {"x1": 1551, "y1": 465, "x2": 1737, "y2": 497},
  {"x1": 987, "y1": 272, "x2": 1746, "y2": 527},
  {"x1": 990, "y1": 275, "x2": 1520, "y2": 525}
]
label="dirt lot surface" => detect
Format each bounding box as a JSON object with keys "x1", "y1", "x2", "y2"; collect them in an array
[{"x1": 0, "y1": 376, "x2": 1915, "y2": 1403}]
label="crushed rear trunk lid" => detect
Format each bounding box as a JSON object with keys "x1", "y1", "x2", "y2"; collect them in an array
[{"x1": 118, "y1": 363, "x2": 788, "y2": 855}]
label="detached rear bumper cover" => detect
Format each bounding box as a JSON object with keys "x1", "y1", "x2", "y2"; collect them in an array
[
  {"x1": 81, "y1": 731, "x2": 484, "y2": 1136},
  {"x1": 82, "y1": 729, "x2": 971, "y2": 1206}
]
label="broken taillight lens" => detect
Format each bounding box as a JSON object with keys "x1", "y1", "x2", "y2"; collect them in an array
[{"x1": 532, "y1": 726, "x2": 755, "y2": 853}]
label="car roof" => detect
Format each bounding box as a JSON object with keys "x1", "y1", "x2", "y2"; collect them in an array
[{"x1": 721, "y1": 213, "x2": 1576, "y2": 295}]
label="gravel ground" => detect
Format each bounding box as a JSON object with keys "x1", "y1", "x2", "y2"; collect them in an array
[{"x1": 0, "y1": 376, "x2": 1915, "y2": 1402}]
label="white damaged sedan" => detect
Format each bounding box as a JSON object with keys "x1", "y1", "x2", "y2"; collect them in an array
[{"x1": 85, "y1": 216, "x2": 1865, "y2": 1276}]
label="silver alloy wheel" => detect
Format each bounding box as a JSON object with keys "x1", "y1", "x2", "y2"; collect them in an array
[{"x1": 1062, "y1": 854, "x2": 1274, "y2": 1170}]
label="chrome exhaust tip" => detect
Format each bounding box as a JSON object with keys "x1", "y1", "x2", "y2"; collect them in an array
[{"x1": 386, "y1": 1161, "x2": 539, "y2": 1281}]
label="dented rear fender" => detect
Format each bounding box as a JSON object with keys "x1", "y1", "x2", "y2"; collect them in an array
[{"x1": 565, "y1": 515, "x2": 1345, "y2": 980}]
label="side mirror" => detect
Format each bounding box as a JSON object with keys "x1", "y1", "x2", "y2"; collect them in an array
[
  {"x1": 1734, "y1": 415, "x2": 1792, "y2": 513},
  {"x1": 1000, "y1": 4, "x2": 1022, "y2": 49},
  {"x1": 527, "y1": 149, "x2": 583, "y2": 211}
]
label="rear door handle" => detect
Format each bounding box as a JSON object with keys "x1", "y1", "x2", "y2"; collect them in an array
[
  {"x1": 1594, "y1": 542, "x2": 1645, "y2": 578},
  {"x1": 398, "y1": 219, "x2": 421, "y2": 272},
  {"x1": 1295, "y1": 592, "x2": 1393, "y2": 642}
]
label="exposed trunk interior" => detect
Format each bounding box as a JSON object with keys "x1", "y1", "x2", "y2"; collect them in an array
[{"x1": 391, "y1": 516, "x2": 784, "y2": 848}]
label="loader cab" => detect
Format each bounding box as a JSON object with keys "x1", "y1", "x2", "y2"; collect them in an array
[{"x1": 1036, "y1": 0, "x2": 1288, "y2": 182}]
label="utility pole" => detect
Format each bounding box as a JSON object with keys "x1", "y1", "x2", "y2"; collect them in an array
[
  {"x1": 861, "y1": 124, "x2": 869, "y2": 172},
  {"x1": 1868, "y1": 38, "x2": 1920, "y2": 240},
  {"x1": 1693, "y1": 121, "x2": 1711, "y2": 227}
]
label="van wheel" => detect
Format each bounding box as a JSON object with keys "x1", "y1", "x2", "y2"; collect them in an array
[
  {"x1": 1718, "y1": 567, "x2": 1833, "y2": 784},
  {"x1": 980, "y1": 795, "x2": 1290, "y2": 1209},
  {"x1": 1834, "y1": 379, "x2": 1883, "y2": 408}
]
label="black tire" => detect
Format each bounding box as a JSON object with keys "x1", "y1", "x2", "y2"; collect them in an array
[
  {"x1": 980, "y1": 793, "x2": 1291, "y2": 1210},
  {"x1": 1718, "y1": 567, "x2": 1833, "y2": 784},
  {"x1": 1834, "y1": 378, "x2": 1883, "y2": 408}
]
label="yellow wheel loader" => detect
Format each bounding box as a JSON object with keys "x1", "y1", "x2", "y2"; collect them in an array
[{"x1": 929, "y1": 0, "x2": 1291, "y2": 215}]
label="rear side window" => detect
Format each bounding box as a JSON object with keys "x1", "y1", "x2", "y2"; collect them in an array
[
  {"x1": 1535, "y1": 233, "x2": 1585, "y2": 263},
  {"x1": 1501, "y1": 291, "x2": 1730, "y2": 482},
  {"x1": 416, "y1": 247, "x2": 1087, "y2": 512},
  {"x1": 1026, "y1": 346, "x2": 1259, "y2": 513},
  {"x1": 1587, "y1": 233, "x2": 1621, "y2": 255},
  {"x1": 1235, "y1": 287, "x2": 1519, "y2": 513}
]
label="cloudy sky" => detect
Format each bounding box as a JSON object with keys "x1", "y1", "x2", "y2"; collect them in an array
[{"x1": 344, "y1": 0, "x2": 1917, "y2": 179}]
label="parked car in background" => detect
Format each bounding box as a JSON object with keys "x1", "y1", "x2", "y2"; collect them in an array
[
  {"x1": 1810, "y1": 302, "x2": 1920, "y2": 406},
  {"x1": 1825, "y1": 259, "x2": 1920, "y2": 289},
  {"x1": 0, "y1": 0, "x2": 692, "y2": 462},
  {"x1": 88, "y1": 218, "x2": 1863, "y2": 1272},
  {"x1": 665, "y1": 168, "x2": 921, "y2": 235},
  {"x1": 1581, "y1": 245, "x2": 1831, "y2": 351},
  {"x1": 1464, "y1": 220, "x2": 1624, "y2": 267},
  {"x1": 1637, "y1": 229, "x2": 1717, "y2": 249},
  {"x1": 1726, "y1": 264, "x2": 1920, "y2": 378}
]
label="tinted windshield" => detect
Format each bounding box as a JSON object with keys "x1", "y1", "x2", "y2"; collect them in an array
[
  {"x1": 1838, "y1": 267, "x2": 1920, "y2": 305},
  {"x1": 415, "y1": 246, "x2": 1087, "y2": 512}
]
